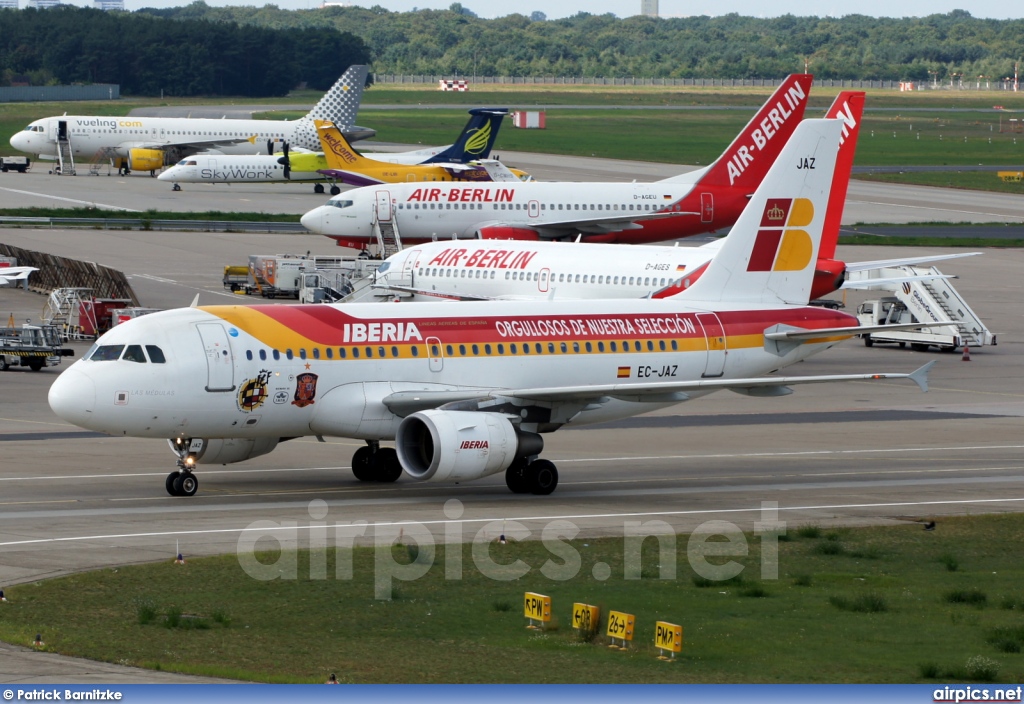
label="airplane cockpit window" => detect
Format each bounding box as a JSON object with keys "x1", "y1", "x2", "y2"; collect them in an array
[
  {"x1": 377, "y1": 262, "x2": 391, "y2": 273},
  {"x1": 83, "y1": 343, "x2": 98, "y2": 360},
  {"x1": 89, "y1": 345, "x2": 125, "y2": 361},
  {"x1": 329, "y1": 200, "x2": 354, "y2": 209},
  {"x1": 122, "y1": 345, "x2": 147, "y2": 363}
]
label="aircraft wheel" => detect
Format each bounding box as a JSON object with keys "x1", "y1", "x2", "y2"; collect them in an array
[
  {"x1": 863, "y1": 334, "x2": 873, "y2": 348},
  {"x1": 505, "y1": 459, "x2": 531, "y2": 494},
  {"x1": 898, "y1": 342, "x2": 906, "y2": 348},
  {"x1": 314, "y1": 184, "x2": 325, "y2": 194},
  {"x1": 165, "y1": 471, "x2": 180, "y2": 496},
  {"x1": 528, "y1": 460, "x2": 558, "y2": 495},
  {"x1": 374, "y1": 447, "x2": 403, "y2": 483},
  {"x1": 172, "y1": 184, "x2": 181, "y2": 192},
  {"x1": 911, "y1": 343, "x2": 929, "y2": 352},
  {"x1": 352, "y1": 446, "x2": 374, "y2": 481},
  {"x1": 178, "y1": 472, "x2": 199, "y2": 497},
  {"x1": 329, "y1": 185, "x2": 341, "y2": 196}
]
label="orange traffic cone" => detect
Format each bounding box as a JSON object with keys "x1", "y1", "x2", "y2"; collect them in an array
[{"x1": 962, "y1": 345, "x2": 971, "y2": 362}]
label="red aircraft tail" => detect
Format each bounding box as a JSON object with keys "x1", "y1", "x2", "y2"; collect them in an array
[{"x1": 819, "y1": 91, "x2": 865, "y2": 260}]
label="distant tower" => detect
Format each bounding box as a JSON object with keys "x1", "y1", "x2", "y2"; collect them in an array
[
  {"x1": 26, "y1": 0, "x2": 61, "y2": 7},
  {"x1": 641, "y1": 0, "x2": 658, "y2": 16}
]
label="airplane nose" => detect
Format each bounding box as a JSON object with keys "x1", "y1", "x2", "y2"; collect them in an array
[
  {"x1": 156, "y1": 169, "x2": 175, "y2": 181},
  {"x1": 301, "y1": 207, "x2": 325, "y2": 233},
  {"x1": 48, "y1": 367, "x2": 97, "y2": 429},
  {"x1": 9, "y1": 133, "x2": 29, "y2": 152}
]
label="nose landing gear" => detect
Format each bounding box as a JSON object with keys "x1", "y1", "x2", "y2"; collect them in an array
[
  {"x1": 351, "y1": 440, "x2": 403, "y2": 483},
  {"x1": 166, "y1": 438, "x2": 200, "y2": 497},
  {"x1": 165, "y1": 470, "x2": 199, "y2": 497}
]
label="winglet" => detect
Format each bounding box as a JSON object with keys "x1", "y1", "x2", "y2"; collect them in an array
[
  {"x1": 907, "y1": 360, "x2": 937, "y2": 392},
  {"x1": 190, "y1": 293, "x2": 200, "y2": 308}
]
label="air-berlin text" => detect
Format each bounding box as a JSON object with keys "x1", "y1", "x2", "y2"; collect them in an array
[
  {"x1": 426, "y1": 247, "x2": 537, "y2": 269},
  {"x1": 407, "y1": 187, "x2": 514, "y2": 203},
  {"x1": 726, "y1": 81, "x2": 807, "y2": 186}
]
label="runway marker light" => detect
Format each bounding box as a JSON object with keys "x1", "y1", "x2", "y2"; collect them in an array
[
  {"x1": 0, "y1": 589, "x2": 6, "y2": 602},
  {"x1": 655, "y1": 621, "x2": 683, "y2": 660},
  {"x1": 572, "y1": 603, "x2": 599, "y2": 633},
  {"x1": 606, "y1": 610, "x2": 635, "y2": 650},
  {"x1": 524, "y1": 592, "x2": 551, "y2": 630},
  {"x1": 962, "y1": 345, "x2": 971, "y2": 362}
]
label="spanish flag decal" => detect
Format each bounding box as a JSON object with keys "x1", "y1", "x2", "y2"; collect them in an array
[{"x1": 617, "y1": 366, "x2": 631, "y2": 378}]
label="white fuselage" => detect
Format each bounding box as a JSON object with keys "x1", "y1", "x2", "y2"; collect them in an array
[
  {"x1": 158, "y1": 154, "x2": 325, "y2": 184},
  {"x1": 47, "y1": 298, "x2": 853, "y2": 443},
  {"x1": 10, "y1": 115, "x2": 320, "y2": 159},
  {"x1": 378, "y1": 239, "x2": 723, "y2": 300},
  {"x1": 300, "y1": 180, "x2": 703, "y2": 245}
]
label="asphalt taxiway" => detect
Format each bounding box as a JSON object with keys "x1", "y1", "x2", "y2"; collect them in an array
[{"x1": 0, "y1": 163, "x2": 1022, "y2": 684}]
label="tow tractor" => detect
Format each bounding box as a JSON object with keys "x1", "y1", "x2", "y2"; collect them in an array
[{"x1": 0, "y1": 319, "x2": 74, "y2": 371}]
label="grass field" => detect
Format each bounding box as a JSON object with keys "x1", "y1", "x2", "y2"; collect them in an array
[
  {"x1": 3, "y1": 85, "x2": 1023, "y2": 190},
  {"x1": 855, "y1": 171, "x2": 1024, "y2": 195},
  {"x1": 2, "y1": 514, "x2": 1024, "y2": 683}
]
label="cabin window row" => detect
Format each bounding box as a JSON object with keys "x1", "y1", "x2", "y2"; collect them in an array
[{"x1": 243, "y1": 338, "x2": 680, "y2": 362}]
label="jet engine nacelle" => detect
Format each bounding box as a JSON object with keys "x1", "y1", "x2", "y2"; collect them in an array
[
  {"x1": 169, "y1": 437, "x2": 280, "y2": 465},
  {"x1": 396, "y1": 410, "x2": 543, "y2": 482},
  {"x1": 811, "y1": 258, "x2": 848, "y2": 300},
  {"x1": 128, "y1": 148, "x2": 166, "y2": 172},
  {"x1": 477, "y1": 226, "x2": 540, "y2": 241}
]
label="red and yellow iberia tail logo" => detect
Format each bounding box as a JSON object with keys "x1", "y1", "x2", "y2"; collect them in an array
[{"x1": 746, "y1": 198, "x2": 814, "y2": 272}]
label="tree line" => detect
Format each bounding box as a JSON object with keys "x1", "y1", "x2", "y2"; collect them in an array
[
  {"x1": 0, "y1": 6, "x2": 370, "y2": 96},
  {"x1": 137, "y1": 4, "x2": 1024, "y2": 83}
]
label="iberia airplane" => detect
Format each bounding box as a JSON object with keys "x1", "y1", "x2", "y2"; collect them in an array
[
  {"x1": 9, "y1": 65, "x2": 372, "y2": 173},
  {"x1": 373, "y1": 92, "x2": 980, "y2": 302},
  {"x1": 157, "y1": 108, "x2": 517, "y2": 195},
  {"x1": 47, "y1": 118, "x2": 936, "y2": 498},
  {"x1": 313, "y1": 119, "x2": 533, "y2": 187},
  {"x1": 300, "y1": 74, "x2": 813, "y2": 248}
]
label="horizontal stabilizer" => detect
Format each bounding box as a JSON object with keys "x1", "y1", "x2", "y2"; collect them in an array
[{"x1": 846, "y1": 251, "x2": 983, "y2": 272}]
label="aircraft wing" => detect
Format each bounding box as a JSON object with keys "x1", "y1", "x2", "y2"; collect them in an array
[
  {"x1": 846, "y1": 252, "x2": 983, "y2": 272},
  {"x1": 519, "y1": 209, "x2": 699, "y2": 239},
  {"x1": 764, "y1": 323, "x2": 956, "y2": 341},
  {"x1": 316, "y1": 169, "x2": 383, "y2": 188},
  {"x1": 372, "y1": 283, "x2": 492, "y2": 301},
  {"x1": 841, "y1": 274, "x2": 955, "y2": 290},
  {"x1": 382, "y1": 362, "x2": 935, "y2": 416},
  {"x1": 0, "y1": 266, "x2": 38, "y2": 283}
]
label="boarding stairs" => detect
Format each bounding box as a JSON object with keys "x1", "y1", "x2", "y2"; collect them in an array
[
  {"x1": 372, "y1": 210, "x2": 404, "y2": 259},
  {"x1": 42, "y1": 288, "x2": 95, "y2": 341},
  {"x1": 89, "y1": 147, "x2": 120, "y2": 176},
  {"x1": 55, "y1": 135, "x2": 76, "y2": 176},
  {"x1": 848, "y1": 264, "x2": 995, "y2": 347}
]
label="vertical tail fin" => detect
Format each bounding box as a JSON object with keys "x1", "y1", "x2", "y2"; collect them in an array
[
  {"x1": 818, "y1": 91, "x2": 865, "y2": 260},
  {"x1": 306, "y1": 65, "x2": 369, "y2": 128},
  {"x1": 422, "y1": 108, "x2": 509, "y2": 164},
  {"x1": 661, "y1": 74, "x2": 813, "y2": 188},
  {"x1": 314, "y1": 120, "x2": 376, "y2": 170},
  {"x1": 679, "y1": 119, "x2": 843, "y2": 306}
]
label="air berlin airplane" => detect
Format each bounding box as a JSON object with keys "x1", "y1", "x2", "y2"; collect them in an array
[
  {"x1": 300, "y1": 74, "x2": 814, "y2": 248},
  {"x1": 48, "y1": 119, "x2": 934, "y2": 498}
]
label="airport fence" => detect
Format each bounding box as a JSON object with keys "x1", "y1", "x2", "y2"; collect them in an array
[
  {"x1": 0, "y1": 84, "x2": 120, "y2": 103},
  {"x1": 373, "y1": 75, "x2": 1019, "y2": 91},
  {"x1": 0, "y1": 242, "x2": 138, "y2": 303}
]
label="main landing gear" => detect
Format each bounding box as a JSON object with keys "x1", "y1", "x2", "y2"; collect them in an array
[
  {"x1": 351, "y1": 440, "x2": 403, "y2": 483},
  {"x1": 505, "y1": 458, "x2": 559, "y2": 495},
  {"x1": 165, "y1": 469, "x2": 199, "y2": 497}
]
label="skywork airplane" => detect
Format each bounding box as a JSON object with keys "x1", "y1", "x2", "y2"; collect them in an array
[
  {"x1": 157, "y1": 108, "x2": 515, "y2": 195},
  {"x1": 10, "y1": 65, "x2": 372, "y2": 173},
  {"x1": 47, "y1": 118, "x2": 935, "y2": 498},
  {"x1": 313, "y1": 118, "x2": 532, "y2": 188},
  {"x1": 300, "y1": 74, "x2": 814, "y2": 249}
]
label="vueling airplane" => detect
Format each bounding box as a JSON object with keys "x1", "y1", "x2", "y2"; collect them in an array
[
  {"x1": 300, "y1": 74, "x2": 813, "y2": 249},
  {"x1": 313, "y1": 118, "x2": 533, "y2": 188},
  {"x1": 156, "y1": 108, "x2": 516, "y2": 195},
  {"x1": 9, "y1": 65, "x2": 372, "y2": 173},
  {"x1": 47, "y1": 118, "x2": 935, "y2": 498}
]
